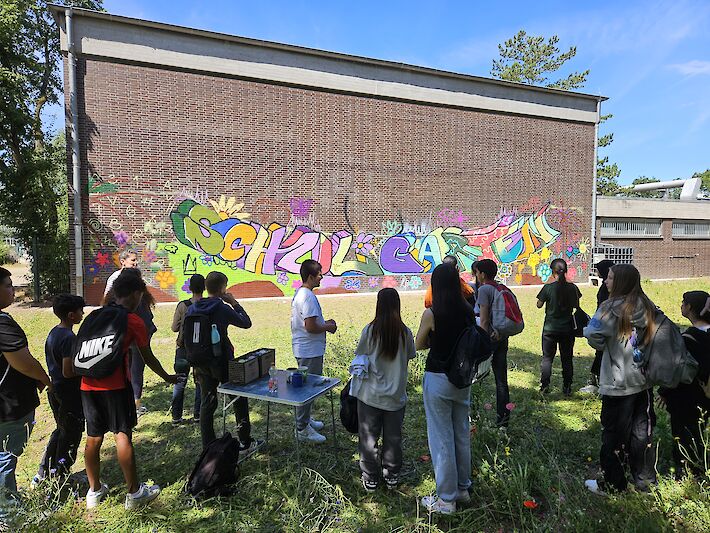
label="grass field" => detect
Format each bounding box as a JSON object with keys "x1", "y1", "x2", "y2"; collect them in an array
[{"x1": 6, "y1": 279, "x2": 710, "y2": 532}]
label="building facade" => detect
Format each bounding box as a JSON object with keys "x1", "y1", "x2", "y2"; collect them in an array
[{"x1": 53, "y1": 7, "x2": 603, "y2": 304}]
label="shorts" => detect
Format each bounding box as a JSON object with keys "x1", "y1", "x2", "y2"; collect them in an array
[{"x1": 81, "y1": 387, "x2": 137, "y2": 437}]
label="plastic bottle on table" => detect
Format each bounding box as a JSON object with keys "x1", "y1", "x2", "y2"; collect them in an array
[{"x1": 268, "y1": 366, "x2": 278, "y2": 393}]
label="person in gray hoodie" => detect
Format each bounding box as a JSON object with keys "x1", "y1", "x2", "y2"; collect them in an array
[{"x1": 583, "y1": 264, "x2": 657, "y2": 494}]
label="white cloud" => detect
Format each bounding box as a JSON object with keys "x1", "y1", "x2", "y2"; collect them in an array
[{"x1": 668, "y1": 60, "x2": 710, "y2": 75}]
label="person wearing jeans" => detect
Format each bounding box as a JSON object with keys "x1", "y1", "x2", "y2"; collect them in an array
[
  {"x1": 195, "y1": 371, "x2": 249, "y2": 447},
  {"x1": 536, "y1": 259, "x2": 581, "y2": 396},
  {"x1": 171, "y1": 348, "x2": 202, "y2": 424},
  {"x1": 0, "y1": 267, "x2": 50, "y2": 518},
  {"x1": 416, "y1": 263, "x2": 475, "y2": 514}
]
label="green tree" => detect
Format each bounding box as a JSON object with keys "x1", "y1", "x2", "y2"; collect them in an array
[
  {"x1": 491, "y1": 30, "x2": 620, "y2": 195},
  {"x1": 691, "y1": 169, "x2": 710, "y2": 194},
  {"x1": 491, "y1": 30, "x2": 589, "y2": 90},
  {"x1": 0, "y1": 0, "x2": 101, "y2": 296}
]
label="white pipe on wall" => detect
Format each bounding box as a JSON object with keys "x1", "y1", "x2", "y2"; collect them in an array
[{"x1": 66, "y1": 8, "x2": 84, "y2": 297}]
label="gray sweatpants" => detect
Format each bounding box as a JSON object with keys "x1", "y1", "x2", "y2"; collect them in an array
[
  {"x1": 295, "y1": 356, "x2": 323, "y2": 431},
  {"x1": 357, "y1": 400, "x2": 405, "y2": 482}
]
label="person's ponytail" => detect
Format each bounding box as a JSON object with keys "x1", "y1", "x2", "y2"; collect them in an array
[{"x1": 551, "y1": 258, "x2": 574, "y2": 310}]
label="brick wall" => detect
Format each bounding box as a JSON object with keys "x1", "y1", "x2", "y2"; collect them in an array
[
  {"x1": 66, "y1": 58, "x2": 596, "y2": 304},
  {"x1": 596, "y1": 219, "x2": 710, "y2": 279}
]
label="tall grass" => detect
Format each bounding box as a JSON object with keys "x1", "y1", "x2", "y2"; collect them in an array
[{"x1": 6, "y1": 279, "x2": 710, "y2": 532}]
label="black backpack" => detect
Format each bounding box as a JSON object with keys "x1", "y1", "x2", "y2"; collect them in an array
[
  {"x1": 187, "y1": 432, "x2": 241, "y2": 498},
  {"x1": 183, "y1": 310, "x2": 219, "y2": 367},
  {"x1": 72, "y1": 304, "x2": 128, "y2": 378},
  {"x1": 446, "y1": 323, "x2": 493, "y2": 389},
  {"x1": 340, "y1": 380, "x2": 359, "y2": 434}
]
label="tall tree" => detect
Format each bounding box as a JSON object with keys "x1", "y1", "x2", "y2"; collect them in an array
[
  {"x1": 691, "y1": 169, "x2": 710, "y2": 194},
  {"x1": 491, "y1": 30, "x2": 589, "y2": 90},
  {"x1": 492, "y1": 30, "x2": 620, "y2": 196},
  {"x1": 0, "y1": 0, "x2": 101, "y2": 295}
]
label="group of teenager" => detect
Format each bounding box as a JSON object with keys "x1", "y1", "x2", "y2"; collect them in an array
[{"x1": 0, "y1": 250, "x2": 708, "y2": 520}]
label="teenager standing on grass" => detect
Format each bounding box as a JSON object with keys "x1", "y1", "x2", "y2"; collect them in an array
[
  {"x1": 536, "y1": 258, "x2": 582, "y2": 396},
  {"x1": 657, "y1": 290, "x2": 710, "y2": 476},
  {"x1": 0, "y1": 268, "x2": 51, "y2": 521},
  {"x1": 583, "y1": 264, "x2": 657, "y2": 494},
  {"x1": 291, "y1": 260, "x2": 337, "y2": 444},
  {"x1": 352, "y1": 288, "x2": 416, "y2": 492},
  {"x1": 170, "y1": 274, "x2": 204, "y2": 426},
  {"x1": 81, "y1": 271, "x2": 177, "y2": 510},
  {"x1": 33, "y1": 294, "x2": 86, "y2": 485},
  {"x1": 473, "y1": 259, "x2": 512, "y2": 427},
  {"x1": 104, "y1": 253, "x2": 157, "y2": 418},
  {"x1": 416, "y1": 263, "x2": 474, "y2": 515}
]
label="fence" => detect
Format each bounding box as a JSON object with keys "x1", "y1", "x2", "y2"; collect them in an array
[
  {"x1": 589, "y1": 244, "x2": 634, "y2": 277},
  {"x1": 31, "y1": 236, "x2": 70, "y2": 301}
]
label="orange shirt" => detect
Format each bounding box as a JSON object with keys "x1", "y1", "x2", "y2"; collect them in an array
[
  {"x1": 424, "y1": 278, "x2": 475, "y2": 308},
  {"x1": 81, "y1": 313, "x2": 148, "y2": 392}
]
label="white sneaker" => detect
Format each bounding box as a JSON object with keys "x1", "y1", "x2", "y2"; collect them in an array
[
  {"x1": 124, "y1": 483, "x2": 160, "y2": 509},
  {"x1": 309, "y1": 419, "x2": 324, "y2": 431},
  {"x1": 584, "y1": 479, "x2": 607, "y2": 496},
  {"x1": 456, "y1": 489, "x2": 471, "y2": 503},
  {"x1": 579, "y1": 384, "x2": 599, "y2": 394},
  {"x1": 86, "y1": 482, "x2": 109, "y2": 509},
  {"x1": 420, "y1": 495, "x2": 456, "y2": 514},
  {"x1": 296, "y1": 424, "x2": 326, "y2": 444},
  {"x1": 238, "y1": 439, "x2": 265, "y2": 460}
]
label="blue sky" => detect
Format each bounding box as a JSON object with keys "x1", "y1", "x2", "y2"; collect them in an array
[{"x1": 49, "y1": 0, "x2": 710, "y2": 184}]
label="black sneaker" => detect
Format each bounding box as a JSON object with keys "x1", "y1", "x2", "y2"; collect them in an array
[
  {"x1": 539, "y1": 385, "x2": 550, "y2": 394},
  {"x1": 383, "y1": 475, "x2": 398, "y2": 490},
  {"x1": 361, "y1": 475, "x2": 377, "y2": 493},
  {"x1": 563, "y1": 385, "x2": 572, "y2": 397}
]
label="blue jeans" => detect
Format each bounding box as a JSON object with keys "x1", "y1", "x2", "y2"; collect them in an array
[
  {"x1": 171, "y1": 348, "x2": 202, "y2": 421},
  {"x1": 0, "y1": 411, "x2": 35, "y2": 497},
  {"x1": 423, "y1": 372, "x2": 471, "y2": 502}
]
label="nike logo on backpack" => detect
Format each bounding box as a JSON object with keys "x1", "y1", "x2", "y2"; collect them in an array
[{"x1": 76, "y1": 334, "x2": 115, "y2": 363}]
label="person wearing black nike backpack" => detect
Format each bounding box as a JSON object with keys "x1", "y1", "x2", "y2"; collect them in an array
[
  {"x1": 657, "y1": 291, "x2": 710, "y2": 477},
  {"x1": 415, "y1": 263, "x2": 476, "y2": 515},
  {"x1": 76, "y1": 271, "x2": 177, "y2": 511},
  {"x1": 169, "y1": 274, "x2": 204, "y2": 426},
  {"x1": 185, "y1": 272, "x2": 261, "y2": 457}
]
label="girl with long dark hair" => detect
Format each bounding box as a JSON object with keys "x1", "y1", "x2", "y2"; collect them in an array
[
  {"x1": 415, "y1": 263, "x2": 475, "y2": 514},
  {"x1": 658, "y1": 290, "x2": 710, "y2": 476},
  {"x1": 352, "y1": 288, "x2": 415, "y2": 492},
  {"x1": 536, "y1": 258, "x2": 582, "y2": 395},
  {"x1": 584, "y1": 264, "x2": 657, "y2": 494}
]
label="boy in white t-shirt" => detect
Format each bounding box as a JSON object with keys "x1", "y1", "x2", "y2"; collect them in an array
[{"x1": 291, "y1": 260, "x2": 337, "y2": 443}]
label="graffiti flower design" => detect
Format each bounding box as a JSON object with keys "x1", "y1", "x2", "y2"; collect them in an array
[
  {"x1": 142, "y1": 249, "x2": 157, "y2": 263},
  {"x1": 113, "y1": 231, "x2": 130, "y2": 247},
  {"x1": 85, "y1": 264, "x2": 99, "y2": 278},
  {"x1": 200, "y1": 255, "x2": 213, "y2": 266},
  {"x1": 209, "y1": 196, "x2": 251, "y2": 221},
  {"x1": 181, "y1": 279, "x2": 191, "y2": 294},
  {"x1": 95, "y1": 252, "x2": 111, "y2": 268},
  {"x1": 577, "y1": 237, "x2": 591, "y2": 259},
  {"x1": 566, "y1": 245, "x2": 580, "y2": 259},
  {"x1": 409, "y1": 276, "x2": 423, "y2": 290},
  {"x1": 277, "y1": 272, "x2": 289, "y2": 286},
  {"x1": 344, "y1": 277, "x2": 361, "y2": 291},
  {"x1": 538, "y1": 263, "x2": 552, "y2": 282},
  {"x1": 155, "y1": 270, "x2": 177, "y2": 289},
  {"x1": 498, "y1": 263, "x2": 513, "y2": 279},
  {"x1": 352, "y1": 233, "x2": 375, "y2": 255},
  {"x1": 368, "y1": 277, "x2": 380, "y2": 288}
]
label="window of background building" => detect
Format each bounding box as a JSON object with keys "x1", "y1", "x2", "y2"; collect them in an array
[
  {"x1": 599, "y1": 219, "x2": 662, "y2": 238},
  {"x1": 672, "y1": 221, "x2": 710, "y2": 239}
]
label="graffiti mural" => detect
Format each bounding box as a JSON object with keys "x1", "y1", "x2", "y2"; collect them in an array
[{"x1": 83, "y1": 175, "x2": 589, "y2": 300}]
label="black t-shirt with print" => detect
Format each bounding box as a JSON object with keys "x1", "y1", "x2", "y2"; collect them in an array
[{"x1": 0, "y1": 311, "x2": 40, "y2": 422}]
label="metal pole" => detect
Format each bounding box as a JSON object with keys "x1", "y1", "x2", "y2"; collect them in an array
[
  {"x1": 66, "y1": 8, "x2": 84, "y2": 297},
  {"x1": 32, "y1": 237, "x2": 40, "y2": 303},
  {"x1": 591, "y1": 99, "x2": 600, "y2": 250}
]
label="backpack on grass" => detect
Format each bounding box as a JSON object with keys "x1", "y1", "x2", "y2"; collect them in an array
[
  {"x1": 187, "y1": 432, "x2": 241, "y2": 498},
  {"x1": 446, "y1": 323, "x2": 493, "y2": 389},
  {"x1": 72, "y1": 304, "x2": 128, "y2": 378},
  {"x1": 485, "y1": 282, "x2": 524, "y2": 337},
  {"x1": 635, "y1": 311, "x2": 699, "y2": 388}
]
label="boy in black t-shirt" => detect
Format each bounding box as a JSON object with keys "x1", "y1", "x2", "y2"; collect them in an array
[
  {"x1": 0, "y1": 268, "x2": 51, "y2": 515},
  {"x1": 33, "y1": 294, "x2": 86, "y2": 485}
]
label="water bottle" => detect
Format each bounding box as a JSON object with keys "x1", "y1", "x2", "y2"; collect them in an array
[
  {"x1": 211, "y1": 324, "x2": 222, "y2": 359},
  {"x1": 268, "y1": 366, "x2": 278, "y2": 393}
]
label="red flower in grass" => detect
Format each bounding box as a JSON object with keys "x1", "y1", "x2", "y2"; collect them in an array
[
  {"x1": 523, "y1": 499, "x2": 538, "y2": 509},
  {"x1": 418, "y1": 454, "x2": 431, "y2": 463}
]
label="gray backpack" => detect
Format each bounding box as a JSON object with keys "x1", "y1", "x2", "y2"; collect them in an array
[{"x1": 637, "y1": 311, "x2": 699, "y2": 388}]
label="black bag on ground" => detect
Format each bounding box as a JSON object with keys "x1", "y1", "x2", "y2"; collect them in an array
[
  {"x1": 72, "y1": 303, "x2": 128, "y2": 378},
  {"x1": 187, "y1": 432, "x2": 241, "y2": 498},
  {"x1": 446, "y1": 324, "x2": 493, "y2": 389},
  {"x1": 183, "y1": 311, "x2": 216, "y2": 367},
  {"x1": 340, "y1": 379, "x2": 359, "y2": 434}
]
